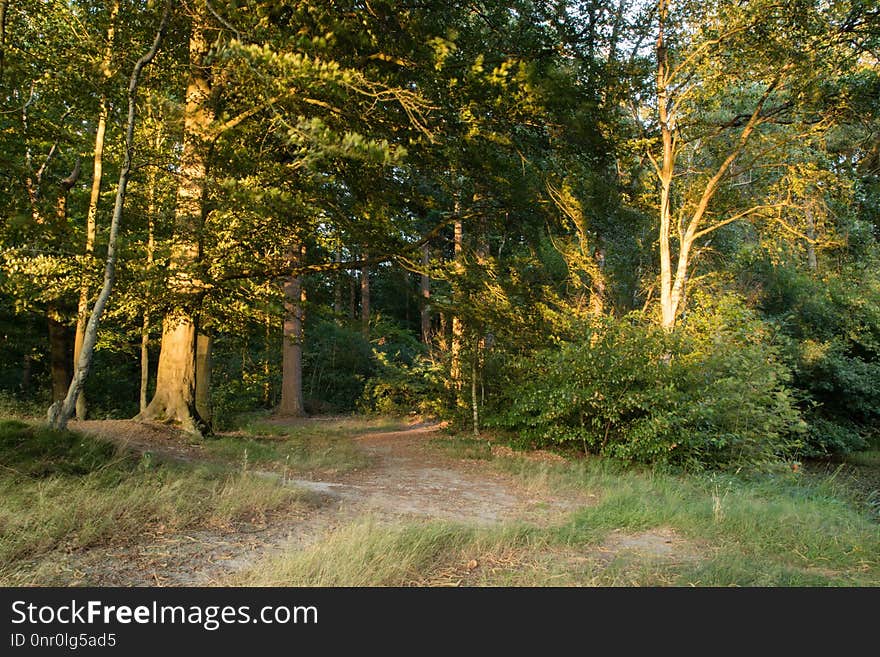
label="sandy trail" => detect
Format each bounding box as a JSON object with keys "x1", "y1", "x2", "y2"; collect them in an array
[{"x1": 48, "y1": 419, "x2": 584, "y2": 586}]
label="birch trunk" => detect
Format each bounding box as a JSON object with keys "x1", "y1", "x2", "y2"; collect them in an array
[
  {"x1": 49, "y1": 1, "x2": 171, "y2": 430},
  {"x1": 73, "y1": 0, "x2": 119, "y2": 420}
]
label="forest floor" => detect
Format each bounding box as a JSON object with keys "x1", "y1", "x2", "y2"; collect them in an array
[{"x1": 2, "y1": 415, "x2": 878, "y2": 586}]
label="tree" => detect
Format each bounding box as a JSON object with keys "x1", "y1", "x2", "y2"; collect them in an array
[
  {"x1": 639, "y1": 0, "x2": 867, "y2": 328},
  {"x1": 48, "y1": 0, "x2": 172, "y2": 430}
]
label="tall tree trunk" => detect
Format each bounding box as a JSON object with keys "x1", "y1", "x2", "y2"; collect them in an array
[
  {"x1": 450, "y1": 215, "x2": 463, "y2": 386},
  {"x1": 46, "y1": 160, "x2": 81, "y2": 404},
  {"x1": 138, "y1": 0, "x2": 211, "y2": 434},
  {"x1": 471, "y1": 344, "x2": 479, "y2": 437},
  {"x1": 656, "y1": 0, "x2": 677, "y2": 330},
  {"x1": 360, "y1": 251, "x2": 370, "y2": 336},
  {"x1": 47, "y1": 309, "x2": 70, "y2": 402},
  {"x1": 48, "y1": 1, "x2": 171, "y2": 431},
  {"x1": 73, "y1": 0, "x2": 119, "y2": 421},
  {"x1": 805, "y1": 204, "x2": 818, "y2": 272},
  {"x1": 195, "y1": 333, "x2": 212, "y2": 425},
  {"x1": 420, "y1": 243, "x2": 431, "y2": 345},
  {"x1": 139, "y1": 149, "x2": 157, "y2": 413},
  {"x1": 334, "y1": 243, "x2": 344, "y2": 317},
  {"x1": 279, "y1": 247, "x2": 305, "y2": 417}
]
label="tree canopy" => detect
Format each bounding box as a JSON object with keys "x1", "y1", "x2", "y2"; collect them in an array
[{"x1": 1, "y1": 0, "x2": 879, "y2": 467}]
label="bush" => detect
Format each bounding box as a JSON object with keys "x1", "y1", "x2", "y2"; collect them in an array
[
  {"x1": 488, "y1": 307, "x2": 805, "y2": 469},
  {"x1": 757, "y1": 262, "x2": 880, "y2": 454},
  {"x1": 360, "y1": 353, "x2": 447, "y2": 417}
]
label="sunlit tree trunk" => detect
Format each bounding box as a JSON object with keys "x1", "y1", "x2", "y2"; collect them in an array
[
  {"x1": 656, "y1": 0, "x2": 678, "y2": 330},
  {"x1": 653, "y1": 0, "x2": 783, "y2": 329},
  {"x1": 73, "y1": 0, "x2": 119, "y2": 420},
  {"x1": 138, "y1": 1, "x2": 211, "y2": 434},
  {"x1": 450, "y1": 215, "x2": 463, "y2": 387}
]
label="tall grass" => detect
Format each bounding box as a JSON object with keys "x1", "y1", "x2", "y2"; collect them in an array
[
  {"x1": 233, "y1": 453, "x2": 879, "y2": 587},
  {"x1": 0, "y1": 420, "x2": 305, "y2": 582}
]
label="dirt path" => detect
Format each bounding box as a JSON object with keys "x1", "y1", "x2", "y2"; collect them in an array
[
  {"x1": 53, "y1": 419, "x2": 589, "y2": 586},
  {"x1": 287, "y1": 423, "x2": 582, "y2": 525}
]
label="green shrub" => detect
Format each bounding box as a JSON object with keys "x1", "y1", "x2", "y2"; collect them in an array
[
  {"x1": 756, "y1": 262, "x2": 880, "y2": 454},
  {"x1": 360, "y1": 353, "x2": 447, "y2": 417},
  {"x1": 302, "y1": 319, "x2": 375, "y2": 411},
  {"x1": 488, "y1": 307, "x2": 804, "y2": 469}
]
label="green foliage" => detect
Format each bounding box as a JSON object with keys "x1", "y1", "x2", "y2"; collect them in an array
[
  {"x1": 360, "y1": 353, "x2": 447, "y2": 417},
  {"x1": 757, "y1": 261, "x2": 880, "y2": 455},
  {"x1": 302, "y1": 319, "x2": 375, "y2": 412},
  {"x1": 489, "y1": 306, "x2": 804, "y2": 469}
]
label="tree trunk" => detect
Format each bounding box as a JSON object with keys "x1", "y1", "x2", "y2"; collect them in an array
[
  {"x1": 360, "y1": 251, "x2": 370, "y2": 336},
  {"x1": 48, "y1": 2, "x2": 171, "y2": 431},
  {"x1": 450, "y1": 216, "x2": 463, "y2": 386},
  {"x1": 73, "y1": 0, "x2": 119, "y2": 421},
  {"x1": 420, "y1": 243, "x2": 431, "y2": 345},
  {"x1": 279, "y1": 247, "x2": 305, "y2": 417},
  {"x1": 195, "y1": 333, "x2": 212, "y2": 425},
  {"x1": 805, "y1": 204, "x2": 818, "y2": 272},
  {"x1": 47, "y1": 310, "x2": 70, "y2": 402},
  {"x1": 138, "y1": 1, "x2": 212, "y2": 434},
  {"x1": 471, "y1": 345, "x2": 479, "y2": 437},
  {"x1": 141, "y1": 317, "x2": 201, "y2": 431},
  {"x1": 22, "y1": 353, "x2": 32, "y2": 396},
  {"x1": 334, "y1": 244, "x2": 344, "y2": 317},
  {"x1": 47, "y1": 161, "x2": 80, "y2": 405},
  {"x1": 656, "y1": 0, "x2": 677, "y2": 330},
  {"x1": 139, "y1": 316, "x2": 150, "y2": 412},
  {"x1": 139, "y1": 147, "x2": 157, "y2": 413}
]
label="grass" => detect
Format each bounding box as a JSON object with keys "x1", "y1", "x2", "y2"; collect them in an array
[
  {"x1": 203, "y1": 416, "x2": 407, "y2": 474},
  {"x1": 3, "y1": 414, "x2": 877, "y2": 587},
  {"x1": 0, "y1": 419, "x2": 306, "y2": 585},
  {"x1": 231, "y1": 436, "x2": 880, "y2": 587},
  {"x1": 226, "y1": 517, "x2": 544, "y2": 586},
  {"x1": 429, "y1": 434, "x2": 494, "y2": 460}
]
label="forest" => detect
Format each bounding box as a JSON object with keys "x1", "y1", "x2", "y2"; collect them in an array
[{"x1": 0, "y1": 0, "x2": 879, "y2": 587}]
